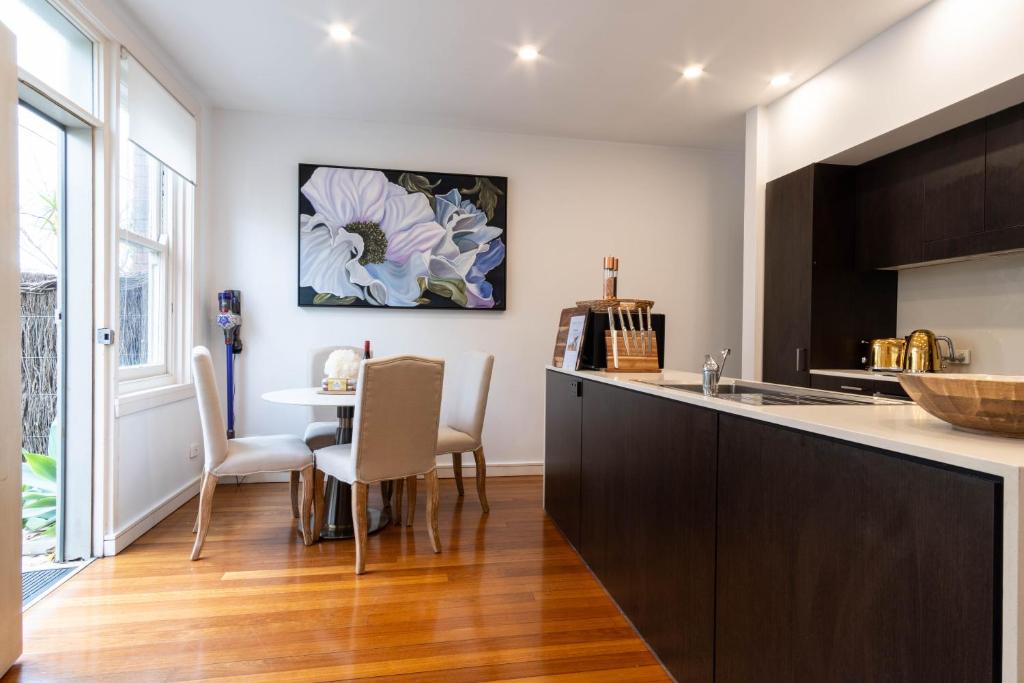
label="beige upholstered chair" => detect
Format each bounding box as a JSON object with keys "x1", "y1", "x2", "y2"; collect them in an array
[
  {"x1": 408, "y1": 351, "x2": 494, "y2": 514},
  {"x1": 314, "y1": 355, "x2": 445, "y2": 574},
  {"x1": 290, "y1": 346, "x2": 364, "y2": 518},
  {"x1": 190, "y1": 346, "x2": 315, "y2": 560}
]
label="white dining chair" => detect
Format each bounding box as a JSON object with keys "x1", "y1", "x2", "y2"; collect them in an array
[
  {"x1": 293, "y1": 346, "x2": 364, "y2": 518},
  {"x1": 190, "y1": 346, "x2": 316, "y2": 560},
  {"x1": 313, "y1": 355, "x2": 445, "y2": 574},
  {"x1": 398, "y1": 351, "x2": 494, "y2": 516}
]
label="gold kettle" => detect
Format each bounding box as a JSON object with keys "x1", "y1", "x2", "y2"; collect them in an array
[{"x1": 903, "y1": 329, "x2": 954, "y2": 373}]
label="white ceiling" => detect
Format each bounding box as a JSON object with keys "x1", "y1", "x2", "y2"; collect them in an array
[{"x1": 117, "y1": 0, "x2": 931, "y2": 149}]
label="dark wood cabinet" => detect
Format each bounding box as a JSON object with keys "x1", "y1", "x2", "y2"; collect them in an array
[
  {"x1": 855, "y1": 103, "x2": 1024, "y2": 267},
  {"x1": 763, "y1": 166, "x2": 813, "y2": 387},
  {"x1": 545, "y1": 374, "x2": 1003, "y2": 682},
  {"x1": 715, "y1": 414, "x2": 1000, "y2": 683},
  {"x1": 856, "y1": 144, "x2": 925, "y2": 269},
  {"x1": 920, "y1": 120, "x2": 987, "y2": 259},
  {"x1": 579, "y1": 380, "x2": 717, "y2": 682},
  {"x1": 809, "y1": 372, "x2": 909, "y2": 400},
  {"x1": 543, "y1": 371, "x2": 583, "y2": 548},
  {"x1": 763, "y1": 164, "x2": 897, "y2": 386},
  {"x1": 986, "y1": 102, "x2": 1024, "y2": 232}
]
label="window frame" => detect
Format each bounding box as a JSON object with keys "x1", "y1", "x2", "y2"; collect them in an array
[
  {"x1": 7, "y1": 0, "x2": 102, "y2": 123},
  {"x1": 116, "y1": 154, "x2": 194, "y2": 394}
]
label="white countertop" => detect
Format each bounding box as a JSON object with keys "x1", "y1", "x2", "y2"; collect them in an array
[
  {"x1": 548, "y1": 366, "x2": 1024, "y2": 478},
  {"x1": 810, "y1": 368, "x2": 903, "y2": 383}
]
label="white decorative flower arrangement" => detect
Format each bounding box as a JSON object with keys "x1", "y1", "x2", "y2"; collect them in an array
[{"x1": 322, "y1": 348, "x2": 361, "y2": 392}]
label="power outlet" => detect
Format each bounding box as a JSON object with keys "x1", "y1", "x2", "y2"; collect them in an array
[{"x1": 188, "y1": 443, "x2": 201, "y2": 460}]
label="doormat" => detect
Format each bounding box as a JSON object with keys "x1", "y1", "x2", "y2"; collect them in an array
[{"x1": 22, "y1": 567, "x2": 76, "y2": 608}]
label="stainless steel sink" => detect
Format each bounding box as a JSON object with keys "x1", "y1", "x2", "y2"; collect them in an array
[{"x1": 640, "y1": 381, "x2": 907, "y2": 406}]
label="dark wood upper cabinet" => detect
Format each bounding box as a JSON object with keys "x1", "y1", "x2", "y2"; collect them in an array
[
  {"x1": 985, "y1": 102, "x2": 1024, "y2": 231},
  {"x1": 921, "y1": 120, "x2": 986, "y2": 243},
  {"x1": 856, "y1": 144, "x2": 925, "y2": 269},
  {"x1": 854, "y1": 102, "x2": 1024, "y2": 267},
  {"x1": 543, "y1": 371, "x2": 583, "y2": 549},
  {"x1": 715, "y1": 414, "x2": 1000, "y2": 683},
  {"x1": 763, "y1": 164, "x2": 897, "y2": 386}
]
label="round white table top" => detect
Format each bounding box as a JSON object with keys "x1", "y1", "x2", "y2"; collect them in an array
[{"x1": 261, "y1": 387, "x2": 357, "y2": 407}]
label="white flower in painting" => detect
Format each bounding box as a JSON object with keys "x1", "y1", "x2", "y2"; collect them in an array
[
  {"x1": 428, "y1": 189, "x2": 505, "y2": 308},
  {"x1": 299, "y1": 168, "x2": 446, "y2": 306},
  {"x1": 324, "y1": 348, "x2": 361, "y2": 380}
]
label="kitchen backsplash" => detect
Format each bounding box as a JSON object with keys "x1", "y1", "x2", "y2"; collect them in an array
[{"x1": 897, "y1": 251, "x2": 1024, "y2": 375}]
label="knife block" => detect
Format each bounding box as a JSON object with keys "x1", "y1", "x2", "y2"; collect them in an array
[
  {"x1": 604, "y1": 330, "x2": 660, "y2": 372},
  {"x1": 579, "y1": 310, "x2": 665, "y2": 370}
]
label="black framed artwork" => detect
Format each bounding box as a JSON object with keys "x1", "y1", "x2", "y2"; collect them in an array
[{"x1": 297, "y1": 163, "x2": 508, "y2": 310}]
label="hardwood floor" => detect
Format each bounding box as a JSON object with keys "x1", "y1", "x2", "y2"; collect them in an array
[{"x1": 5, "y1": 476, "x2": 668, "y2": 682}]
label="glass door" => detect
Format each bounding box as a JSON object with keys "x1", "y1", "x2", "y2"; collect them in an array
[{"x1": 17, "y1": 103, "x2": 66, "y2": 565}]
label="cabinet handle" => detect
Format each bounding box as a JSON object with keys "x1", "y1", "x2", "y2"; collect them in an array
[
  {"x1": 795, "y1": 348, "x2": 808, "y2": 372},
  {"x1": 840, "y1": 385, "x2": 864, "y2": 392}
]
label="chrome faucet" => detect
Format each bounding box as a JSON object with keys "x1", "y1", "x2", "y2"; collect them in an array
[{"x1": 702, "y1": 348, "x2": 731, "y2": 397}]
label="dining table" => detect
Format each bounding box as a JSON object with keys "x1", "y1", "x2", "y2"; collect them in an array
[{"x1": 261, "y1": 387, "x2": 393, "y2": 540}]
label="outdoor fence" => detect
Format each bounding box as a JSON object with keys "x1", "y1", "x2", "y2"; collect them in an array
[{"x1": 20, "y1": 272, "x2": 149, "y2": 455}]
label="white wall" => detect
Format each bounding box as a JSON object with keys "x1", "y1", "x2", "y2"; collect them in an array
[
  {"x1": 203, "y1": 108, "x2": 744, "y2": 469},
  {"x1": 743, "y1": 0, "x2": 1024, "y2": 377},
  {"x1": 761, "y1": 0, "x2": 1024, "y2": 181},
  {"x1": 898, "y1": 252, "x2": 1024, "y2": 375}
]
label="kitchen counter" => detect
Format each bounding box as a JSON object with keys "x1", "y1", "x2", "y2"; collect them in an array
[
  {"x1": 810, "y1": 367, "x2": 902, "y2": 383},
  {"x1": 549, "y1": 365, "x2": 1024, "y2": 478},
  {"x1": 546, "y1": 365, "x2": 1024, "y2": 681}
]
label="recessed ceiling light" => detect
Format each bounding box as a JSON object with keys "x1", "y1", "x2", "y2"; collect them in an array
[
  {"x1": 770, "y1": 73, "x2": 792, "y2": 87},
  {"x1": 682, "y1": 64, "x2": 704, "y2": 80},
  {"x1": 517, "y1": 45, "x2": 539, "y2": 61},
  {"x1": 328, "y1": 23, "x2": 353, "y2": 42}
]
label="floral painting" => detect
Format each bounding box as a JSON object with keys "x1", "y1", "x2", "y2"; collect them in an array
[{"x1": 298, "y1": 164, "x2": 507, "y2": 310}]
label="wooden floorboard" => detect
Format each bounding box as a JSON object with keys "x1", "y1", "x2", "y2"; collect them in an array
[{"x1": 5, "y1": 476, "x2": 668, "y2": 682}]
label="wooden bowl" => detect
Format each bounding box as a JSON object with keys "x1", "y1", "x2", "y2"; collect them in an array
[{"x1": 899, "y1": 374, "x2": 1024, "y2": 438}]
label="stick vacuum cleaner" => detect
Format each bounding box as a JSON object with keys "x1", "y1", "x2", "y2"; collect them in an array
[{"x1": 216, "y1": 290, "x2": 242, "y2": 438}]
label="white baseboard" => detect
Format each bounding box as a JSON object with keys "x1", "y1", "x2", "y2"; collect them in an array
[
  {"x1": 103, "y1": 474, "x2": 201, "y2": 556},
  {"x1": 221, "y1": 461, "x2": 543, "y2": 485}
]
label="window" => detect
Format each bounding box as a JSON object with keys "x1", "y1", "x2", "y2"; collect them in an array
[
  {"x1": 117, "y1": 143, "x2": 193, "y2": 387},
  {"x1": 1, "y1": 0, "x2": 96, "y2": 114},
  {"x1": 117, "y1": 50, "x2": 196, "y2": 393}
]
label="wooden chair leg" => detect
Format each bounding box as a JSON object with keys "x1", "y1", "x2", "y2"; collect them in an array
[
  {"x1": 452, "y1": 453, "x2": 464, "y2": 496},
  {"x1": 190, "y1": 474, "x2": 218, "y2": 560},
  {"x1": 313, "y1": 469, "x2": 326, "y2": 541},
  {"x1": 193, "y1": 471, "x2": 207, "y2": 533},
  {"x1": 298, "y1": 466, "x2": 314, "y2": 546},
  {"x1": 473, "y1": 446, "x2": 490, "y2": 513},
  {"x1": 352, "y1": 482, "x2": 369, "y2": 574},
  {"x1": 394, "y1": 477, "x2": 404, "y2": 529},
  {"x1": 425, "y1": 469, "x2": 441, "y2": 554},
  {"x1": 404, "y1": 475, "x2": 417, "y2": 527},
  {"x1": 289, "y1": 470, "x2": 300, "y2": 518}
]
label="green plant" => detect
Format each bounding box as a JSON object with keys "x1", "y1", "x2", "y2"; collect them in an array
[{"x1": 21, "y1": 420, "x2": 59, "y2": 538}]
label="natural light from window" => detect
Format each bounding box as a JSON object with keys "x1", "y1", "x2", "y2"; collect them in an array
[{"x1": 1, "y1": 0, "x2": 94, "y2": 113}]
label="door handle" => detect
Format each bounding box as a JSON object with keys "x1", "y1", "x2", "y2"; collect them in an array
[{"x1": 795, "y1": 348, "x2": 808, "y2": 372}]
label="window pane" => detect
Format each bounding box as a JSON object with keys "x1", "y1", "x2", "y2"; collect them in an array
[
  {"x1": 17, "y1": 104, "x2": 63, "y2": 463},
  {"x1": 118, "y1": 143, "x2": 164, "y2": 241},
  {"x1": 118, "y1": 241, "x2": 163, "y2": 368},
  {"x1": 17, "y1": 105, "x2": 62, "y2": 276},
  {"x1": 2, "y1": 0, "x2": 94, "y2": 113}
]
